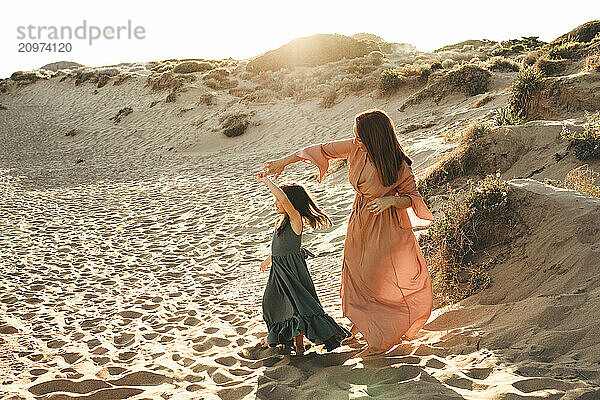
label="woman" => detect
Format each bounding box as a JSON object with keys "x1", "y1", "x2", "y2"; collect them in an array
[{"x1": 262, "y1": 108, "x2": 434, "y2": 357}]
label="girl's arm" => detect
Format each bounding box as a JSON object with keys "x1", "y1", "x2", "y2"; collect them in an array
[
  {"x1": 260, "y1": 255, "x2": 271, "y2": 272},
  {"x1": 253, "y1": 173, "x2": 303, "y2": 234}
]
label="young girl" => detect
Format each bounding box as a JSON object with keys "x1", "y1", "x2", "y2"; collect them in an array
[{"x1": 253, "y1": 172, "x2": 350, "y2": 355}]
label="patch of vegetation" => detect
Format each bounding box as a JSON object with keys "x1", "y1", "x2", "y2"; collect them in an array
[
  {"x1": 379, "y1": 69, "x2": 404, "y2": 93},
  {"x1": 584, "y1": 54, "x2": 600, "y2": 72},
  {"x1": 502, "y1": 66, "x2": 543, "y2": 123},
  {"x1": 197, "y1": 93, "x2": 215, "y2": 106},
  {"x1": 172, "y1": 61, "x2": 213, "y2": 74},
  {"x1": 417, "y1": 121, "x2": 494, "y2": 201},
  {"x1": 419, "y1": 176, "x2": 514, "y2": 305},
  {"x1": 430, "y1": 61, "x2": 443, "y2": 71},
  {"x1": 494, "y1": 106, "x2": 525, "y2": 125},
  {"x1": 547, "y1": 42, "x2": 582, "y2": 60},
  {"x1": 219, "y1": 112, "x2": 254, "y2": 137},
  {"x1": 444, "y1": 64, "x2": 491, "y2": 96},
  {"x1": 561, "y1": 165, "x2": 600, "y2": 197},
  {"x1": 469, "y1": 93, "x2": 494, "y2": 109},
  {"x1": 165, "y1": 91, "x2": 177, "y2": 103},
  {"x1": 552, "y1": 20, "x2": 600, "y2": 45},
  {"x1": 202, "y1": 68, "x2": 237, "y2": 90},
  {"x1": 109, "y1": 107, "x2": 133, "y2": 124},
  {"x1": 320, "y1": 88, "x2": 337, "y2": 108},
  {"x1": 146, "y1": 72, "x2": 190, "y2": 92},
  {"x1": 533, "y1": 56, "x2": 569, "y2": 76},
  {"x1": 441, "y1": 59, "x2": 455, "y2": 69},
  {"x1": 486, "y1": 56, "x2": 520, "y2": 72},
  {"x1": 561, "y1": 111, "x2": 600, "y2": 160}
]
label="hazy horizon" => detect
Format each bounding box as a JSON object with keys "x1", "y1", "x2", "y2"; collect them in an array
[{"x1": 1, "y1": 0, "x2": 598, "y2": 78}]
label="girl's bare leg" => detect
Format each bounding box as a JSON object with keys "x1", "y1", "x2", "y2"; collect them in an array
[
  {"x1": 342, "y1": 324, "x2": 359, "y2": 344},
  {"x1": 294, "y1": 332, "x2": 305, "y2": 355},
  {"x1": 260, "y1": 337, "x2": 269, "y2": 348}
]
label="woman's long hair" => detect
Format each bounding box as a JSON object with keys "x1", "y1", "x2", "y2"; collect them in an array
[
  {"x1": 276, "y1": 185, "x2": 332, "y2": 235},
  {"x1": 354, "y1": 108, "x2": 412, "y2": 186}
]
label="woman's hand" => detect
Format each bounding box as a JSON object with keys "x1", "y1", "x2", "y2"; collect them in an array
[
  {"x1": 262, "y1": 158, "x2": 286, "y2": 180},
  {"x1": 368, "y1": 196, "x2": 397, "y2": 215}
]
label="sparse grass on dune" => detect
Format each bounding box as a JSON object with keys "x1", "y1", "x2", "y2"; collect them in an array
[
  {"x1": 417, "y1": 121, "x2": 494, "y2": 202},
  {"x1": 485, "y1": 56, "x2": 520, "y2": 72},
  {"x1": 561, "y1": 110, "x2": 600, "y2": 160},
  {"x1": 398, "y1": 64, "x2": 491, "y2": 110},
  {"x1": 419, "y1": 176, "x2": 515, "y2": 306},
  {"x1": 561, "y1": 165, "x2": 600, "y2": 197}
]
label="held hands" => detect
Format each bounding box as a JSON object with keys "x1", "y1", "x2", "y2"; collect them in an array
[
  {"x1": 262, "y1": 158, "x2": 286, "y2": 180},
  {"x1": 368, "y1": 196, "x2": 396, "y2": 216},
  {"x1": 253, "y1": 171, "x2": 269, "y2": 183}
]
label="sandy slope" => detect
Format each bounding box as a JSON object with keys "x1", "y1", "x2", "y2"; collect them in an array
[{"x1": 0, "y1": 64, "x2": 599, "y2": 400}]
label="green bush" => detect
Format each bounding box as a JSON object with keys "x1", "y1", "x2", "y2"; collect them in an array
[
  {"x1": 494, "y1": 106, "x2": 525, "y2": 125},
  {"x1": 561, "y1": 111, "x2": 600, "y2": 160},
  {"x1": 547, "y1": 42, "x2": 582, "y2": 60},
  {"x1": 173, "y1": 61, "x2": 213, "y2": 73},
  {"x1": 419, "y1": 176, "x2": 514, "y2": 305},
  {"x1": 506, "y1": 66, "x2": 543, "y2": 121},
  {"x1": 379, "y1": 69, "x2": 404, "y2": 93}
]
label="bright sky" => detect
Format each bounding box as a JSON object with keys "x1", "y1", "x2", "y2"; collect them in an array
[{"x1": 0, "y1": 0, "x2": 598, "y2": 78}]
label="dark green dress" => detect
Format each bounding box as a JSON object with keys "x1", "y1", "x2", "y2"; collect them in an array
[{"x1": 263, "y1": 221, "x2": 350, "y2": 351}]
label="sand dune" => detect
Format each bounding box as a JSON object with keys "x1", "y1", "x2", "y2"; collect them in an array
[{"x1": 1, "y1": 41, "x2": 600, "y2": 399}]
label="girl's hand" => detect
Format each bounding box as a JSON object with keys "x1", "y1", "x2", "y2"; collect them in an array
[
  {"x1": 262, "y1": 158, "x2": 286, "y2": 180},
  {"x1": 368, "y1": 196, "x2": 396, "y2": 215},
  {"x1": 260, "y1": 258, "x2": 270, "y2": 272},
  {"x1": 253, "y1": 172, "x2": 269, "y2": 183}
]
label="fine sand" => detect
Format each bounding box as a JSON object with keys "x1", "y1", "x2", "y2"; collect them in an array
[{"x1": 1, "y1": 60, "x2": 599, "y2": 400}]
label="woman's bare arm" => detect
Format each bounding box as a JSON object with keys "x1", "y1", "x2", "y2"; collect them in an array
[{"x1": 262, "y1": 153, "x2": 303, "y2": 180}]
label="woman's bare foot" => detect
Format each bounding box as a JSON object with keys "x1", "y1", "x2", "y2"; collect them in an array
[
  {"x1": 294, "y1": 333, "x2": 305, "y2": 355},
  {"x1": 342, "y1": 324, "x2": 359, "y2": 345},
  {"x1": 355, "y1": 345, "x2": 386, "y2": 358}
]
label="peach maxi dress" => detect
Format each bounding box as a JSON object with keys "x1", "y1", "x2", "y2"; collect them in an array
[{"x1": 295, "y1": 138, "x2": 435, "y2": 350}]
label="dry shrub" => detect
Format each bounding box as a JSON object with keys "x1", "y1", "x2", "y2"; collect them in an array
[
  {"x1": 219, "y1": 112, "x2": 254, "y2": 137},
  {"x1": 165, "y1": 92, "x2": 177, "y2": 103},
  {"x1": 146, "y1": 72, "x2": 188, "y2": 92},
  {"x1": 561, "y1": 111, "x2": 600, "y2": 160},
  {"x1": 109, "y1": 107, "x2": 133, "y2": 124},
  {"x1": 562, "y1": 165, "x2": 600, "y2": 197},
  {"x1": 417, "y1": 121, "x2": 494, "y2": 200},
  {"x1": 197, "y1": 93, "x2": 215, "y2": 106},
  {"x1": 399, "y1": 64, "x2": 490, "y2": 110},
  {"x1": 486, "y1": 56, "x2": 520, "y2": 72},
  {"x1": 534, "y1": 56, "x2": 569, "y2": 76},
  {"x1": 419, "y1": 176, "x2": 515, "y2": 305},
  {"x1": 320, "y1": 88, "x2": 337, "y2": 108},
  {"x1": 584, "y1": 54, "x2": 600, "y2": 72},
  {"x1": 243, "y1": 88, "x2": 278, "y2": 103},
  {"x1": 521, "y1": 51, "x2": 540, "y2": 67},
  {"x1": 469, "y1": 93, "x2": 495, "y2": 109},
  {"x1": 172, "y1": 61, "x2": 213, "y2": 74}
]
